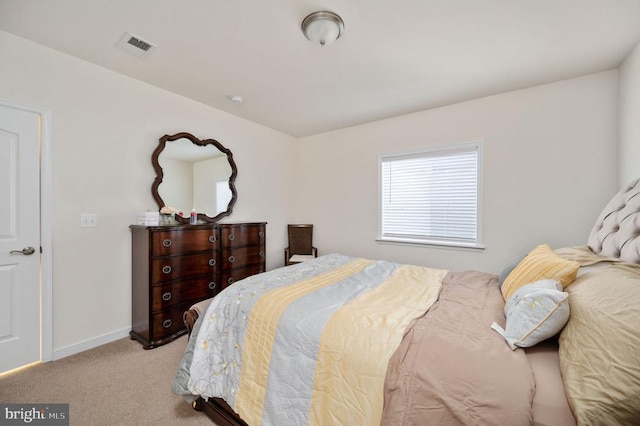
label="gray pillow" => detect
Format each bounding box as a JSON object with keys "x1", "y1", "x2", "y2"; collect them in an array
[
  {"x1": 498, "y1": 254, "x2": 526, "y2": 288},
  {"x1": 492, "y1": 279, "x2": 570, "y2": 350}
]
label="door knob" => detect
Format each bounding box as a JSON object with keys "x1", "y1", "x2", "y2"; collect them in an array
[{"x1": 9, "y1": 247, "x2": 36, "y2": 255}]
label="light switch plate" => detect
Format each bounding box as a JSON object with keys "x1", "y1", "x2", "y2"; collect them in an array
[{"x1": 80, "y1": 213, "x2": 98, "y2": 228}]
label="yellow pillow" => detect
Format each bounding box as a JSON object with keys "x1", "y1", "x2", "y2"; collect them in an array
[{"x1": 501, "y1": 244, "x2": 579, "y2": 301}]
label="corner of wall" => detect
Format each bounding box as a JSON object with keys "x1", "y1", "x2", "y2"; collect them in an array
[{"x1": 618, "y1": 40, "x2": 640, "y2": 186}]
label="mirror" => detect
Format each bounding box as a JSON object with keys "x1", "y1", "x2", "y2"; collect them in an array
[{"x1": 151, "y1": 132, "x2": 238, "y2": 223}]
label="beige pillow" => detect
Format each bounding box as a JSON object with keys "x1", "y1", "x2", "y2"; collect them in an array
[
  {"x1": 559, "y1": 263, "x2": 640, "y2": 425},
  {"x1": 501, "y1": 244, "x2": 579, "y2": 301}
]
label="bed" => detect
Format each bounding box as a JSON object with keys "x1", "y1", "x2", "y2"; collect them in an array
[{"x1": 173, "y1": 178, "x2": 640, "y2": 426}]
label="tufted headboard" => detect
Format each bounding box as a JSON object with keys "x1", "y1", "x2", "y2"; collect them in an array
[{"x1": 587, "y1": 177, "x2": 640, "y2": 264}]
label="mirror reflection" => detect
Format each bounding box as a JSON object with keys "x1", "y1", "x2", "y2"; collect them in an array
[{"x1": 152, "y1": 133, "x2": 237, "y2": 223}]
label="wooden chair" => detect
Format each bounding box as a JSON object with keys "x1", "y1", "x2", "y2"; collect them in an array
[{"x1": 284, "y1": 224, "x2": 317, "y2": 266}]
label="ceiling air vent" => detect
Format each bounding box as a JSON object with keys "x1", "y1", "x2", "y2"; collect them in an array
[
  {"x1": 128, "y1": 36, "x2": 153, "y2": 52},
  {"x1": 116, "y1": 32, "x2": 156, "y2": 57}
]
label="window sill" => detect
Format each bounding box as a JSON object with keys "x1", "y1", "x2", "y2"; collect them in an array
[{"x1": 376, "y1": 237, "x2": 485, "y2": 252}]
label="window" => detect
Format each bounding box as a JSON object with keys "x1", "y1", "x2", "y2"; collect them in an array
[
  {"x1": 216, "y1": 180, "x2": 233, "y2": 214},
  {"x1": 378, "y1": 142, "x2": 483, "y2": 249}
]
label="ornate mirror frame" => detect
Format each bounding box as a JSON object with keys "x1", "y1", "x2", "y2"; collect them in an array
[{"x1": 151, "y1": 132, "x2": 238, "y2": 223}]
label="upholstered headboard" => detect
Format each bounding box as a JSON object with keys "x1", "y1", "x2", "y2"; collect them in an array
[{"x1": 587, "y1": 178, "x2": 640, "y2": 264}]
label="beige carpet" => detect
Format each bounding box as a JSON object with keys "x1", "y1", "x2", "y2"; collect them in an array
[{"x1": 0, "y1": 335, "x2": 215, "y2": 425}]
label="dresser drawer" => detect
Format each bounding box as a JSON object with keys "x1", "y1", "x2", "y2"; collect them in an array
[
  {"x1": 220, "y1": 246, "x2": 265, "y2": 271},
  {"x1": 151, "y1": 277, "x2": 219, "y2": 313},
  {"x1": 151, "y1": 228, "x2": 218, "y2": 256},
  {"x1": 151, "y1": 309, "x2": 187, "y2": 341},
  {"x1": 220, "y1": 224, "x2": 265, "y2": 248},
  {"x1": 223, "y1": 264, "x2": 265, "y2": 287},
  {"x1": 151, "y1": 253, "x2": 217, "y2": 284}
]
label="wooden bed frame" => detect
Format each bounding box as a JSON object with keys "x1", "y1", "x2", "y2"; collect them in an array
[{"x1": 183, "y1": 306, "x2": 247, "y2": 426}]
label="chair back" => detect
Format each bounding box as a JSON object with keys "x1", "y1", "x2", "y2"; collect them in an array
[{"x1": 288, "y1": 224, "x2": 314, "y2": 256}]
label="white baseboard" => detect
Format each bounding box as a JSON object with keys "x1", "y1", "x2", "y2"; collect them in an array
[{"x1": 52, "y1": 327, "x2": 130, "y2": 361}]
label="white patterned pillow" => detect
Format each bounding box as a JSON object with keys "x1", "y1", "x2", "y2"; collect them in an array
[{"x1": 492, "y1": 279, "x2": 570, "y2": 350}]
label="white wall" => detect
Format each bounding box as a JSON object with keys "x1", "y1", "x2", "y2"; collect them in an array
[
  {"x1": 619, "y1": 40, "x2": 640, "y2": 186},
  {"x1": 294, "y1": 72, "x2": 619, "y2": 274},
  {"x1": 0, "y1": 30, "x2": 296, "y2": 355}
]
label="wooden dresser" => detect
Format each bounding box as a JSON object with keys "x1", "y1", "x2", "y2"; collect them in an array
[{"x1": 130, "y1": 222, "x2": 266, "y2": 349}]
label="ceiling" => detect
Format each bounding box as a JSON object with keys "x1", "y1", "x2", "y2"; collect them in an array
[{"x1": 1, "y1": 0, "x2": 640, "y2": 137}]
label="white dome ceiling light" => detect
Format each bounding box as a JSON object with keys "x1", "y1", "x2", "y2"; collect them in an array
[{"x1": 301, "y1": 11, "x2": 345, "y2": 47}]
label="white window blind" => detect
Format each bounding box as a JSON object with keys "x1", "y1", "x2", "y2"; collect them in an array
[{"x1": 379, "y1": 143, "x2": 482, "y2": 248}]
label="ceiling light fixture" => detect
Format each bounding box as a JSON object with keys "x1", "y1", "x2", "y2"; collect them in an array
[
  {"x1": 230, "y1": 95, "x2": 244, "y2": 104},
  {"x1": 301, "y1": 11, "x2": 344, "y2": 46}
]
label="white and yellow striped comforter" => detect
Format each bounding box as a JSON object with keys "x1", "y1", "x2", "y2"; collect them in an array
[{"x1": 173, "y1": 253, "x2": 447, "y2": 426}]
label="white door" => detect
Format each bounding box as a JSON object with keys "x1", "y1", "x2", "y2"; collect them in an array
[{"x1": 0, "y1": 103, "x2": 42, "y2": 373}]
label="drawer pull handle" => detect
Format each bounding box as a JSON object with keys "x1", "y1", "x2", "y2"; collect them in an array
[
  {"x1": 163, "y1": 319, "x2": 172, "y2": 329},
  {"x1": 227, "y1": 277, "x2": 235, "y2": 285},
  {"x1": 209, "y1": 282, "x2": 216, "y2": 290},
  {"x1": 162, "y1": 265, "x2": 172, "y2": 274},
  {"x1": 209, "y1": 235, "x2": 216, "y2": 243},
  {"x1": 259, "y1": 231, "x2": 265, "y2": 238},
  {"x1": 259, "y1": 251, "x2": 265, "y2": 257},
  {"x1": 228, "y1": 234, "x2": 235, "y2": 241},
  {"x1": 209, "y1": 259, "x2": 216, "y2": 266},
  {"x1": 228, "y1": 255, "x2": 235, "y2": 263},
  {"x1": 162, "y1": 239, "x2": 172, "y2": 247},
  {"x1": 162, "y1": 292, "x2": 172, "y2": 301}
]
